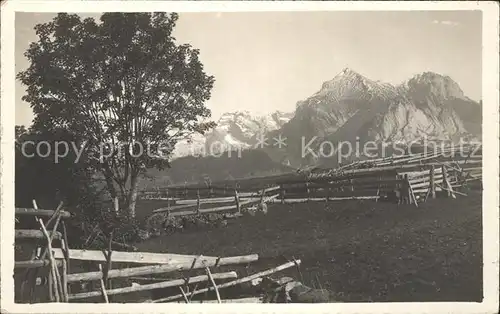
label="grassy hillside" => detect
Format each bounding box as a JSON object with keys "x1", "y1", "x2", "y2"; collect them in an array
[
  {"x1": 136, "y1": 192, "x2": 482, "y2": 302},
  {"x1": 138, "y1": 149, "x2": 293, "y2": 189}
]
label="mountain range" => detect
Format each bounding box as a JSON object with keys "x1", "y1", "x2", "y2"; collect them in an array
[
  {"x1": 171, "y1": 110, "x2": 294, "y2": 159},
  {"x1": 267, "y1": 68, "x2": 481, "y2": 168},
  {"x1": 162, "y1": 68, "x2": 481, "y2": 184}
]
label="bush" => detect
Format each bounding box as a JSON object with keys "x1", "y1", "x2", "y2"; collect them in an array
[{"x1": 145, "y1": 211, "x2": 229, "y2": 236}]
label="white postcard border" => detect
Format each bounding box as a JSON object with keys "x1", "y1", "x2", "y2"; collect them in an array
[{"x1": 1, "y1": 1, "x2": 498, "y2": 313}]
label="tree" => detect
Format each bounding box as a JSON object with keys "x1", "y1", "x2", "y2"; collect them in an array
[
  {"x1": 18, "y1": 13, "x2": 215, "y2": 218},
  {"x1": 15, "y1": 126, "x2": 100, "y2": 217}
]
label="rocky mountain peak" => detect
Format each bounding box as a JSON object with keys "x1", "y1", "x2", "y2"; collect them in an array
[
  {"x1": 271, "y1": 68, "x2": 481, "y2": 168},
  {"x1": 403, "y1": 71, "x2": 466, "y2": 101},
  {"x1": 320, "y1": 68, "x2": 365, "y2": 91},
  {"x1": 338, "y1": 67, "x2": 360, "y2": 77}
]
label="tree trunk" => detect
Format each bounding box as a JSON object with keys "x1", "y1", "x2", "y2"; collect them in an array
[
  {"x1": 127, "y1": 171, "x2": 140, "y2": 219},
  {"x1": 102, "y1": 168, "x2": 118, "y2": 204}
]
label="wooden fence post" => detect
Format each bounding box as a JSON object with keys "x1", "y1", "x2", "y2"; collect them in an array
[
  {"x1": 234, "y1": 189, "x2": 240, "y2": 214},
  {"x1": 326, "y1": 185, "x2": 330, "y2": 203},
  {"x1": 166, "y1": 189, "x2": 170, "y2": 207},
  {"x1": 48, "y1": 271, "x2": 54, "y2": 302},
  {"x1": 98, "y1": 264, "x2": 109, "y2": 303},
  {"x1": 113, "y1": 197, "x2": 119, "y2": 213},
  {"x1": 39, "y1": 219, "x2": 61, "y2": 302},
  {"x1": 305, "y1": 181, "x2": 310, "y2": 202},
  {"x1": 442, "y1": 165, "x2": 450, "y2": 197},
  {"x1": 430, "y1": 165, "x2": 436, "y2": 199},
  {"x1": 259, "y1": 187, "x2": 265, "y2": 204},
  {"x1": 196, "y1": 190, "x2": 201, "y2": 214},
  {"x1": 205, "y1": 266, "x2": 221, "y2": 303},
  {"x1": 404, "y1": 174, "x2": 412, "y2": 204},
  {"x1": 280, "y1": 184, "x2": 285, "y2": 204},
  {"x1": 376, "y1": 176, "x2": 381, "y2": 203}
]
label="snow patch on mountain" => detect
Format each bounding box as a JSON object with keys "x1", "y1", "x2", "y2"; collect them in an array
[{"x1": 171, "y1": 110, "x2": 293, "y2": 158}]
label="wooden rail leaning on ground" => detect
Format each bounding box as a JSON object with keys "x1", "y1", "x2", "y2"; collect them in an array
[
  {"x1": 153, "y1": 259, "x2": 301, "y2": 303},
  {"x1": 68, "y1": 271, "x2": 238, "y2": 300}
]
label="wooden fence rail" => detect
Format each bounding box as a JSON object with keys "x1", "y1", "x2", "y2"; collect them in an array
[
  {"x1": 66, "y1": 254, "x2": 259, "y2": 283},
  {"x1": 52, "y1": 249, "x2": 241, "y2": 265},
  {"x1": 68, "y1": 271, "x2": 238, "y2": 300},
  {"x1": 141, "y1": 158, "x2": 481, "y2": 217},
  {"x1": 16, "y1": 208, "x2": 72, "y2": 218},
  {"x1": 15, "y1": 230, "x2": 62, "y2": 240}
]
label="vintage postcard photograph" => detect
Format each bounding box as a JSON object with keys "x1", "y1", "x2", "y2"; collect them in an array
[{"x1": 1, "y1": 1, "x2": 499, "y2": 313}]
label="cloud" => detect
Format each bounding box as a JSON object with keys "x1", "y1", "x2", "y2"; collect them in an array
[{"x1": 432, "y1": 20, "x2": 460, "y2": 27}]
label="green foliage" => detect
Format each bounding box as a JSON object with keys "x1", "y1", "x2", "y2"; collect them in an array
[
  {"x1": 85, "y1": 206, "x2": 145, "y2": 245},
  {"x1": 17, "y1": 13, "x2": 216, "y2": 217},
  {"x1": 15, "y1": 127, "x2": 97, "y2": 210},
  {"x1": 145, "y1": 211, "x2": 228, "y2": 237},
  {"x1": 15, "y1": 126, "x2": 104, "y2": 245}
]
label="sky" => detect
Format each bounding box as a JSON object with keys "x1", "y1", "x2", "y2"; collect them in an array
[{"x1": 15, "y1": 10, "x2": 482, "y2": 127}]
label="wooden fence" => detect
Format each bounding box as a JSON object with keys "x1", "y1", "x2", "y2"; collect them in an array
[
  {"x1": 140, "y1": 145, "x2": 482, "y2": 213},
  {"x1": 150, "y1": 185, "x2": 280, "y2": 216}
]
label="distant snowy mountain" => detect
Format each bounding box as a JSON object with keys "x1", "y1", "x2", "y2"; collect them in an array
[{"x1": 170, "y1": 133, "x2": 207, "y2": 159}]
